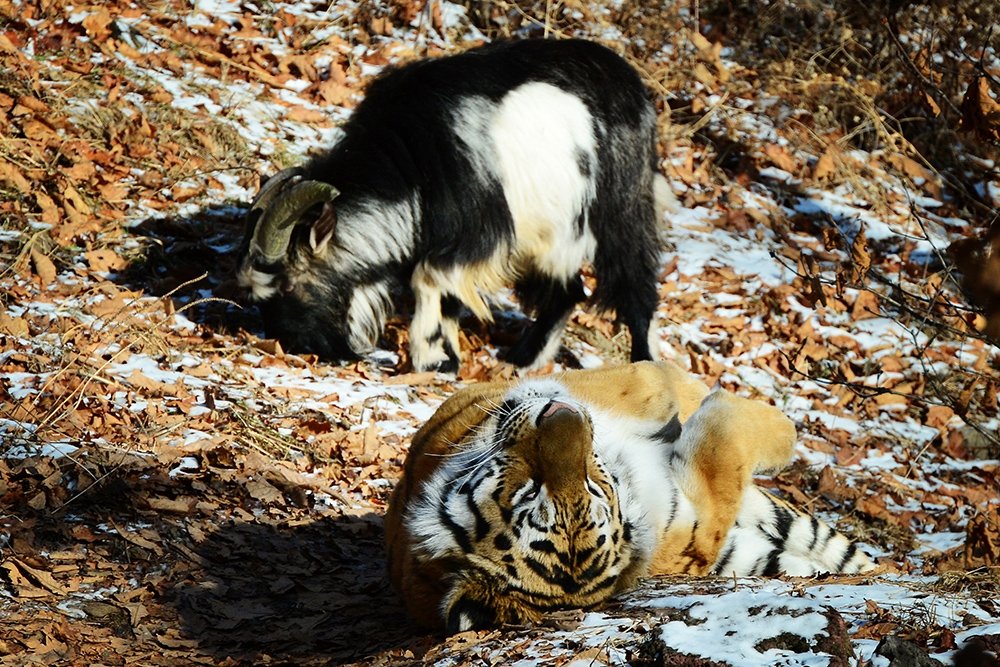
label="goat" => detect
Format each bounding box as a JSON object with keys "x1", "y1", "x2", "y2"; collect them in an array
[{"x1": 237, "y1": 38, "x2": 665, "y2": 372}]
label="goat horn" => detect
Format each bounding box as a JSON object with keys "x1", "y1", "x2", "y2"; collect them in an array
[
  {"x1": 249, "y1": 176, "x2": 340, "y2": 264},
  {"x1": 248, "y1": 167, "x2": 303, "y2": 219}
]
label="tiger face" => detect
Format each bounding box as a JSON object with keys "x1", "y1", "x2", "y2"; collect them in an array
[
  {"x1": 401, "y1": 380, "x2": 643, "y2": 631},
  {"x1": 385, "y1": 362, "x2": 875, "y2": 632}
]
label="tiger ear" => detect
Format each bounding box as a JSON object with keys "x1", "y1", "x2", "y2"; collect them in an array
[{"x1": 442, "y1": 570, "x2": 539, "y2": 633}]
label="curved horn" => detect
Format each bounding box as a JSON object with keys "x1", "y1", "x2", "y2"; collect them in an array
[
  {"x1": 249, "y1": 177, "x2": 341, "y2": 264},
  {"x1": 248, "y1": 167, "x2": 303, "y2": 219}
]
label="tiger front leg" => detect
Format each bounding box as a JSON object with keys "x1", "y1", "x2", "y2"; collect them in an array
[{"x1": 651, "y1": 390, "x2": 796, "y2": 574}]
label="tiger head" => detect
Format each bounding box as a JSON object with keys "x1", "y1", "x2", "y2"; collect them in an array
[{"x1": 386, "y1": 379, "x2": 645, "y2": 632}]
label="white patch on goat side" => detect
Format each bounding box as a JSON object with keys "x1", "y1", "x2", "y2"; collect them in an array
[
  {"x1": 451, "y1": 96, "x2": 498, "y2": 187},
  {"x1": 490, "y1": 82, "x2": 599, "y2": 282},
  {"x1": 347, "y1": 281, "x2": 391, "y2": 355},
  {"x1": 450, "y1": 84, "x2": 598, "y2": 284}
]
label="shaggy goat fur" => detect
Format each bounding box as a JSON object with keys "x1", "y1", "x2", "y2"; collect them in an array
[{"x1": 238, "y1": 39, "x2": 663, "y2": 372}]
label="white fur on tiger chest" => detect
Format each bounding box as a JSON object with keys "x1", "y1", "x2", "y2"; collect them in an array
[{"x1": 589, "y1": 410, "x2": 698, "y2": 561}]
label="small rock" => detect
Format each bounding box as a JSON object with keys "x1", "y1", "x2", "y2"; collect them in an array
[{"x1": 874, "y1": 636, "x2": 945, "y2": 667}]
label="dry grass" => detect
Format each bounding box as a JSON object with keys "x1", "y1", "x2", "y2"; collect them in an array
[{"x1": 933, "y1": 567, "x2": 1000, "y2": 595}]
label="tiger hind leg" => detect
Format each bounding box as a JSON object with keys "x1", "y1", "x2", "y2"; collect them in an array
[{"x1": 650, "y1": 390, "x2": 796, "y2": 575}]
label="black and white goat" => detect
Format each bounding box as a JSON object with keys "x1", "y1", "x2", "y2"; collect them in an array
[{"x1": 237, "y1": 38, "x2": 666, "y2": 372}]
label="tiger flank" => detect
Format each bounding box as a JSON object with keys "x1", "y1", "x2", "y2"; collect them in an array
[{"x1": 385, "y1": 361, "x2": 875, "y2": 632}]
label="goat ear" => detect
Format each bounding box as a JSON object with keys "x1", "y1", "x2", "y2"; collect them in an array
[{"x1": 308, "y1": 201, "x2": 338, "y2": 254}]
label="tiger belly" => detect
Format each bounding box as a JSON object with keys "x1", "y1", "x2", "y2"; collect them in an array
[{"x1": 592, "y1": 411, "x2": 876, "y2": 579}]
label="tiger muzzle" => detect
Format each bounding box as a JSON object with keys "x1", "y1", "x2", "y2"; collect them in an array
[{"x1": 536, "y1": 401, "x2": 591, "y2": 495}]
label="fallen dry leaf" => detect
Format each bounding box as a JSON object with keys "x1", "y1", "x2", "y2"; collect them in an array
[
  {"x1": 30, "y1": 248, "x2": 56, "y2": 286},
  {"x1": 959, "y1": 76, "x2": 1000, "y2": 144}
]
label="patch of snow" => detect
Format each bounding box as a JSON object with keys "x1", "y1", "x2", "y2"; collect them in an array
[
  {"x1": 913, "y1": 531, "x2": 966, "y2": 555},
  {"x1": 4, "y1": 441, "x2": 80, "y2": 460}
]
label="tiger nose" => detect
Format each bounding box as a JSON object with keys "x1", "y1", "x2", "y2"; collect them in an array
[{"x1": 536, "y1": 400, "x2": 578, "y2": 426}]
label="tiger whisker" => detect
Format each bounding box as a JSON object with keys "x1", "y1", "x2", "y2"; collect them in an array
[
  {"x1": 453, "y1": 451, "x2": 503, "y2": 491},
  {"x1": 424, "y1": 423, "x2": 503, "y2": 458},
  {"x1": 450, "y1": 438, "x2": 505, "y2": 476},
  {"x1": 449, "y1": 402, "x2": 537, "y2": 488}
]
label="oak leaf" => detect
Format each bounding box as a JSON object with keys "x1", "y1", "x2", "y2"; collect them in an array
[
  {"x1": 64, "y1": 159, "x2": 97, "y2": 182},
  {"x1": 0, "y1": 160, "x2": 30, "y2": 192},
  {"x1": 813, "y1": 145, "x2": 840, "y2": 180},
  {"x1": 850, "y1": 289, "x2": 880, "y2": 320},
  {"x1": 4, "y1": 558, "x2": 66, "y2": 595},
  {"x1": 84, "y1": 248, "x2": 126, "y2": 273},
  {"x1": 284, "y1": 105, "x2": 331, "y2": 124},
  {"x1": 848, "y1": 226, "x2": 872, "y2": 284},
  {"x1": 0, "y1": 313, "x2": 29, "y2": 337}
]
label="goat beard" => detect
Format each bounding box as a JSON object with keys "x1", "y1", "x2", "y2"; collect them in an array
[{"x1": 346, "y1": 280, "x2": 393, "y2": 355}]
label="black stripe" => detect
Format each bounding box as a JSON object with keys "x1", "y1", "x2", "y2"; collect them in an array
[
  {"x1": 526, "y1": 510, "x2": 551, "y2": 533},
  {"x1": 622, "y1": 521, "x2": 633, "y2": 543},
  {"x1": 574, "y1": 553, "x2": 611, "y2": 586},
  {"x1": 438, "y1": 498, "x2": 473, "y2": 553},
  {"x1": 492, "y1": 485, "x2": 515, "y2": 524},
  {"x1": 663, "y1": 487, "x2": 678, "y2": 529},
  {"x1": 835, "y1": 542, "x2": 858, "y2": 572},
  {"x1": 766, "y1": 505, "x2": 794, "y2": 546},
  {"x1": 462, "y1": 484, "x2": 490, "y2": 542},
  {"x1": 713, "y1": 542, "x2": 736, "y2": 574},
  {"x1": 815, "y1": 524, "x2": 835, "y2": 553},
  {"x1": 529, "y1": 539, "x2": 558, "y2": 554},
  {"x1": 573, "y1": 543, "x2": 597, "y2": 566},
  {"x1": 523, "y1": 555, "x2": 552, "y2": 580},
  {"x1": 762, "y1": 549, "x2": 783, "y2": 576},
  {"x1": 588, "y1": 572, "x2": 620, "y2": 596},
  {"x1": 652, "y1": 415, "x2": 682, "y2": 444},
  {"x1": 806, "y1": 517, "x2": 820, "y2": 551}
]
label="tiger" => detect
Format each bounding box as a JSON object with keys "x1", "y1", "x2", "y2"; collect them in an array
[{"x1": 384, "y1": 361, "x2": 875, "y2": 632}]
